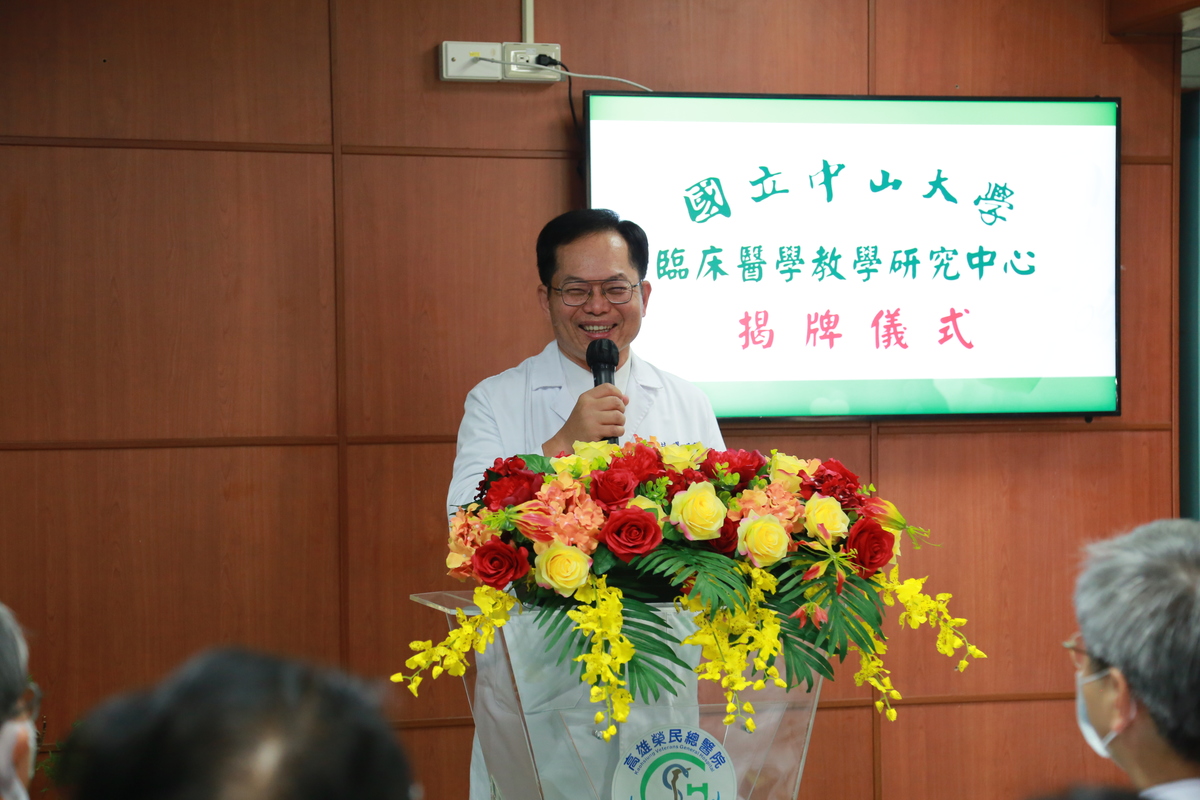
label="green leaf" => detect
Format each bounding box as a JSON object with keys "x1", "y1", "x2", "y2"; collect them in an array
[
  {"x1": 625, "y1": 652, "x2": 686, "y2": 702},
  {"x1": 633, "y1": 545, "x2": 753, "y2": 612},
  {"x1": 517, "y1": 453, "x2": 556, "y2": 474},
  {"x1": 777, "y1": 617, "x2": 835, "y2": 691},
  {"x1": 590, "y1": 546, "x2": 619, "y2": 576},
  {"x1": 639, "y1": 476, "x2": 669, "y2": 506},
  {"x1": 661, "y1": 521, "x2": 684, "y2": 542}
]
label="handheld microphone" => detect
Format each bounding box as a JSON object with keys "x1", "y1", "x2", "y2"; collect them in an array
[{"x1": 585, "y1": 339, "x2": 620, "y2": 444}]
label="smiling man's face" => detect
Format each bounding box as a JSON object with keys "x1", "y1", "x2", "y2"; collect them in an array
[{"x1": 538, "y1": 230, "x2": 652, "y2": 371}]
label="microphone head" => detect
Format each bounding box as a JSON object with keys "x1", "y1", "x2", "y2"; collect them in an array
[{"x1": 586, "y1": 338, "x2": 619, "y2": 370}]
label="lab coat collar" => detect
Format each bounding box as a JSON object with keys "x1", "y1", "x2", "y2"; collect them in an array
[{"x1": 537, "y1": 342, "x2": 663, "y2": 431}]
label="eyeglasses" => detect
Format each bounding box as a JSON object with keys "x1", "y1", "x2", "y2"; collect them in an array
[
  {"x1": 8, "y1": 682, "x2": 39, "y2": 723},
  {"x1": 549, "y1": 279, "x2": 641, "y2": 307},
  {"x1": 1063, "y1": 632, "x2": 1109, "y2": 673}
]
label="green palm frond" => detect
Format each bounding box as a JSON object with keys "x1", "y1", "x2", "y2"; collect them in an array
[{"x1": 632, "y1": 545, "x2": 752, "y2": 613}]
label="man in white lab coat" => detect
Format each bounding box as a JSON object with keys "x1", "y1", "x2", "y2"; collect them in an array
[
  {"x1": 446, "y1": 208, "x2": 724, "y2": 513},
  {"x1": 448, "y1": 209, "x2": 724, "y2": 800}
]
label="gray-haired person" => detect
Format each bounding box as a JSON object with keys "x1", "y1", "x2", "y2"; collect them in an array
[
  {"x1": 0, "y1": 604, "x2": 38, "y2": 800},
  {"x1": 1069, "y1": 519, "x2": 1200, "y2": 799}
]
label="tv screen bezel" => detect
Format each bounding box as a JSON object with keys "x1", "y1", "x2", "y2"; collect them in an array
[{"x1": 583, "y1": 89, "x2": 1123, "y2": 423}]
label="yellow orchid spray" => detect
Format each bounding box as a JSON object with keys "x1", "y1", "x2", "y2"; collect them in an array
[
  {"x1": 391, "y1": 586, "x2": 515, "y2": 695},
  {"x1": 567, "y1": 576, "x2": 634, "y2": 741}
]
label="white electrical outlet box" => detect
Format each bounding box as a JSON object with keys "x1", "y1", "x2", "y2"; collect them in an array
[
  {"x1": 440, "y1": 41, "x2": 502, "y2": 82},
  {"x1": 501, "y1": 42, "x2": 562, "y2": 82}
]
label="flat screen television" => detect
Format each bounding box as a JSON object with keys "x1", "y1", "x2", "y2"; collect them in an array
[{"x1": 585, "y1": 91, "x2": 1120, "y2": 420}]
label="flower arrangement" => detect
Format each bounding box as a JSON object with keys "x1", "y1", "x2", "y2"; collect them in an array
[{"x1": 394, "y1": 438, "x2": 984, "y2": 739}]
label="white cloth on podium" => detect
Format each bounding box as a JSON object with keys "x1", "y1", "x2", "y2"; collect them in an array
[{"x1": 469, "y1": 606, "x2": 700, "y2": 800}]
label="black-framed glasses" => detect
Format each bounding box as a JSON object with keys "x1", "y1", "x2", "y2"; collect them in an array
[
  {"x1": 8, "y1": 682, "x2": 39, "y2": 722},
  {"x1": 549, "y1": 279, "x2": 641, "y2": 307}
]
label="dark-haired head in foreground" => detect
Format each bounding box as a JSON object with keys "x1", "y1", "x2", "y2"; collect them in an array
[
  {"x1": 1026, "y1": 786, "x2": 1140, "y2": 800},
  {"x1": 62, "y1": 649, "x2": 414, "y2": 800}
]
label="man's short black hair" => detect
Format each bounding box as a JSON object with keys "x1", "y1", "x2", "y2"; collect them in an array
[
  {"x1": 62, "y1": 648, "x2": 414, "y2": 800},
  {"x1": 536, "y1": 208, "x2": 649, "y2": 286}
]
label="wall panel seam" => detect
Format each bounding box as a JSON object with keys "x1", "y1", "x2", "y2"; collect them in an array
[{"x1": 0, "y1": 136, "x2": 333, "y2": 154}]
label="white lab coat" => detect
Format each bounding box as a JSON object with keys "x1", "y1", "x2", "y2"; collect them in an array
[{"x1": 446, "y1": 341, "x2": 726, "y2": 514}]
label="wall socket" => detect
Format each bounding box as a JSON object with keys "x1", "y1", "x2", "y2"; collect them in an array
[
  {"x1": 440, "y1": 42, "x2": 502, "y2": 82},
  {"x1": 501, "y1": 42, "x2": 562, "y2": 82}
]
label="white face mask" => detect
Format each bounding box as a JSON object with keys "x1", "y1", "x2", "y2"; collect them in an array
[
  {"x1": 1075, "y1": 667, "x2": 1136, "y2": 759},
  {"x1": 0, "y1": 717, "x2": 34, "y2": 800}
]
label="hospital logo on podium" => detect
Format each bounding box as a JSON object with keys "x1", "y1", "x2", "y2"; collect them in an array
[{"x1": 611, "y1": 725, "x2": 737, "y2": 800}]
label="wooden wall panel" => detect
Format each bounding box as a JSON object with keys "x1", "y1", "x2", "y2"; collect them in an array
[
  {"x1": 0, "y1": 446, "x2": 340, "y2": 742},
  {"x1": 876, "y1": 430, "x2": 1173, "y2": 700},
  {"x1": 336, "y1": 0, "x2": 868, "y2": 150},
  {"x1": 875, "y1": 0, "x2": 1176, "y2": 157},
  {"x1": 342, "y1": 155, "x2": 573, "y2": 437},
  {"x1": 346, "y1": 442, "x2": 471, "y2": 719},
  {"x1": 0, "y1": 147, "x2": 337, "y2": 442},
  {"x1": 1108, "y1": 0, "x2": 1191, "y2": 35},
  {"x1": 880, "y1": 700, "x2": 1129, "y2": 799},
  {"x1": 0, "y1": 0, "x2": 331, "y2": 143},
  {"x1": 1115, "y1": 165, "x2": 1173, "y2": 425},
  {"x1": 397, "y1": 724, "x2": 476, "y2": 800},
  {"x1": 797, "y1": 707, "x2": 875, "y2": 800}
]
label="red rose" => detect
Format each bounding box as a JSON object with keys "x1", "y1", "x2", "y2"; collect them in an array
[
  {"x1": 589, "y1": 467, "x2": 642, "y2": 511},
  {"x1": 666, "y1": 468, "x2": 709, "y2": 498},
  {"x1": 598, "y1": 507, "x2": 663, "y2": 563},
  {"x1": 801, "y1": 459, "x2": 864, "y2": 509},
  {"x1": 476, "y1": 456, "x2": 530, "y2": 502},
  {"x1": 482, "y1": 455, "x2": 527, "y2": 481},
  {"x1": 701, "y1": 449, "x2": 766, "y2": 492},
  {"x1": 845, "y1": 517, "x2": 895, "y2": 578},
  {"x1": 483, "y1": 470, "x2": 542, "y2": 511},
  {"x1": 471, "y1": 539, "x2": 531, "y2": 588},
  {"x1": 611, "y1": 442, "x2": 667, "y2": 484},
  {"x1": 704, "y1": 515, "x2": 740, "y2": 556}
]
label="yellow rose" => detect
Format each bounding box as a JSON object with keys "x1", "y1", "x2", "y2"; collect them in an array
[
  {"x1": 660, "y1": 442, "x2": 707, "y2": 471},
  {"x1": 737, "y1": 513, "x2": 790, "y2": 568},
  {"x1": 669, "y1": 481, "x2": 727, "y2": 541},
  {"x1": 572, "y1": 440, "x2": 621, "y2": 466},
  {"x1": 804, "y1": 494, "x2": 849, "y2": 542},
  {"x1": 534, "y1": 541, "x2": 592, "y2": 597},
  {"x1": 550, "y1": 453, "x2": 587, "y2": 478},
  {"x1": 767, "y1": 451, "x2": 806, "y2": 493},
  {"x1": 627, "y1": 495, "x2": 665, "y2": 523}
]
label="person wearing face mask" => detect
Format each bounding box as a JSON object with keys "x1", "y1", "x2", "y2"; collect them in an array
[
  {"x1": 1069, "y1": 519, "x2": 1200, "y2": 799},
  {"x1": 0, "y1": 604, "x2": 38, "y2": 800}
]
